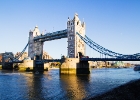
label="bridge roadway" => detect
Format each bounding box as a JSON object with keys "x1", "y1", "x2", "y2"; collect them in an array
[
  {"x1": 5, "y1": 60, "x2": 23, "y2": 64},
  {"x1": 36, "y1": 58, "x2": 140, "y2": 64},
  {"x1": 80, "y1": 58, "x2": 140, "y2": 61},
  {"x1": 4, "y1": 58, "x2": 139, "y2": 65},
  {"x1": 34, "y1": 29, "x2": 67, "y2": 42},
  {"x1": 35, "y1": 59, "x2": 61, "y2": 64}
]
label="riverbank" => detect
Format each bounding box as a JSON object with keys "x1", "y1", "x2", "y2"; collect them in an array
[{"x1": 88, "y1": 78, "x2": 140, "y2": 100}]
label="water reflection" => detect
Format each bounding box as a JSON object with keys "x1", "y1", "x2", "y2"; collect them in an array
[
  {"x1": 60, "y1": 74, "x2": 90, "y2": 100},
  {"x1": 24, "y1": 73, "x2": 46, "y2": 100},
  {"x1": 23, "y1": 72, "x2": 91, "y2": 100},
  {"x1": 0, "y1": 68, "x2": 140, "y2": 100}
]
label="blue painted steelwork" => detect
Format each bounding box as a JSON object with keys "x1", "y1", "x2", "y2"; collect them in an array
[
  {"x1": 35, "y1": 59, "x2": 61, "y2": 64},
  {"x1": 15, "y1": 42, "x2": 29, "y2": 60},
  {"x1": 76, "y1": 32, "x2": 140, "y2": 60},
  {"x1": 81, "y1": 58, "x2": 140, "y2": 61},
  {"x1": 6, "y1": 61, "x2": 23, "y2": 63},
  {"x1": 43, "y1": 59, "x2": 61, "y2": 62},
  {"x1": 34, "y1": 29, "x2": 68, "y2": 42},
  {"x1": 8, "y1": 42, "x2": 29, "y2": 62}
]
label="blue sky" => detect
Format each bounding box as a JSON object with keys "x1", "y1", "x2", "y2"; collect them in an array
[{"x1": 0, "y1": 0, "x2": 140, "y2": 59}]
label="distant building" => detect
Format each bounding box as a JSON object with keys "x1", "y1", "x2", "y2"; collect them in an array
[
  {"x1": 15, "y1": 51, "x2": 52, "y2": 60},
  {"x1": 42, "y1": 51, "x2": 53, "y2": 59},
  {"x1": 0, "y1": 53, "x2": 2, "y2": 64},
  {"x1": 114, "y1": 61, "x2": 125, "y2": 67},
  {"x1": 0, "y1": 52, "x2": 14, "y2": 62},
  {"x1": 89, "y1": 61, "x2": 111, "y2": 68},
  {"x1": 124, "y1": 63, "x2": 131, "y2": 67},
  {"x1": 15, "y1": 52, "x2": 28, "y2": 60}
]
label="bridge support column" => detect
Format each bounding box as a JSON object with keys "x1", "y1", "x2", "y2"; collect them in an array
[
  {"x1": 1, "y1": 54, "x2": 13, "y2": 70},
  {"x1": 33, "y1": 60, "x2": 44, "y2": 73},
  {"x1": 60, "y1": 58, "x2": 90, "y2": 74},
  {"x1": 2, "y1": 62, "x2": 13, "y2": 70},
  {"x1": 77, "y1": 61, "x2": 90, "y2": 74}
]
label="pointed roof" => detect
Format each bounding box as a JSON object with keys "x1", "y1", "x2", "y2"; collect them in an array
[{"x1": 73, "y1": 13, "x2": 79, "y2": 21}]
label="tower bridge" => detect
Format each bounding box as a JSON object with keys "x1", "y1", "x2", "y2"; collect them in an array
[
  {"x1": 3, "y1": 13, "x2": 140, "y2": 74},
  {"x1": 28, "y1": 13, "x2": 85, "y2": 60},
  {"x1": 28, "y1": 13, "x2": 140, "y2": 61}
]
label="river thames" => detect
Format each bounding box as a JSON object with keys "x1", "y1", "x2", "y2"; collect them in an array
[{"x1": 0, "y1": 68, "x2": 139, "y2": 100}]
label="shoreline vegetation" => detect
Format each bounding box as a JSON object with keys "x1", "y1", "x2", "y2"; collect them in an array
[{"x1": 87, "y1": 79, "x2": 140, "y2": 100}]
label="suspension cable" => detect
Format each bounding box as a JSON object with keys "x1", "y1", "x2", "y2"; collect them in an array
[
  {"x1": 14, "y1": 42, "x2": 29, "y2": 60},
  {"x1": 76, "y1": 32, "x2": 140, "y2": 59}
]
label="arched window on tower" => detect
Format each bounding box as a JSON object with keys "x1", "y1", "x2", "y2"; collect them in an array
[
  {"x1": 69, "y1": 36, "x2": 73, "y2": 40},
  {"x1": 77, "y1": 21, "x2": 79, "y2": 25},
  {"x1": 71, "y1": 27, "x2": 73, "y2": 31},
  {"x1": 78, "y1": 44, "x2": 80, "y2": 47},
  {"x1": 82, "y1": 44, "x2": 84, "y2": 47}
]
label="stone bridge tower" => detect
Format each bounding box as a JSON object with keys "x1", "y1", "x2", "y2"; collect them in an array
[
  {"x1": 28, "y1": 26, "x2": 43, "y2": 60},
  {"x1": 67, "y1": 13, "x2": 85, "y2": 58}
]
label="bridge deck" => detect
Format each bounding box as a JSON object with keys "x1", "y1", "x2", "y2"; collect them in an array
[
  {"x1": 36, "y1": 58, "x2": 140, "y2": 63},
  {"x1": 35, "y1": 59, "x2": 61, "y2": 64},
  {"x1": 34, "y1": 29, "x2": 67, "y2": 42},
  {"x1": 81, "y1": 58, "x2": 140, "y2": 61},
  {"x1": 5, "y1": 61, "x2": 23, "y2": 63}
]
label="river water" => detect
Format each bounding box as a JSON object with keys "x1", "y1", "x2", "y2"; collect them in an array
[{"x1": 0, "y1": 68, "x2": 139, "y2": 100}]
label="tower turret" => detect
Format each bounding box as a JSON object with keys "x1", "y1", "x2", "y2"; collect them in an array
[
  {"x1": 67, "y1": 13, "x2": 86, "y2": 58},
  {"x1": 28, "y1": 26, "x2": 43, "y2": 60}
]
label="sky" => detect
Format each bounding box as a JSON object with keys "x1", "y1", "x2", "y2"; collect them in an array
[{"x1": 0, "y1": 0, "x2": 140, "y2": 60}]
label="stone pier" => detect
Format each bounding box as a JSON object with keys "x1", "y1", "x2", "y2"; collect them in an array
[
  {"x1": 18, "y1": 60, "x2": 34, "y2": 71},
  {"x1": 18, "y1": 60, "x2": 49, "y2": 71},
  {"x1": 33, "y1": 60, "x2": 44, "y2": 72},
  {"x1": 60, "y1": 58, "x2": 90, "y2": 74}
]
